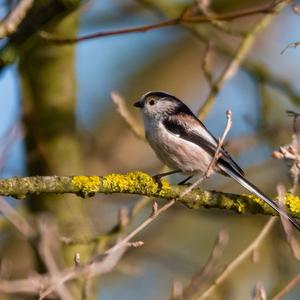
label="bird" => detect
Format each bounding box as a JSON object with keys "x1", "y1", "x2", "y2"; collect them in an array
[{"x1": 133, "y1": 91, "x2": 300, "y2": 231}]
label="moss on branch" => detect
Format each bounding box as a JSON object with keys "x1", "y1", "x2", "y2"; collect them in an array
[{"x1": 0, "y1": 172, "x2": 299, "y2": 218}]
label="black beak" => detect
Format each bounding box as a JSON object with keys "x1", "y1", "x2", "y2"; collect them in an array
[{"x1": 133, "y1": 100, "x2": 143, "y2": 108}]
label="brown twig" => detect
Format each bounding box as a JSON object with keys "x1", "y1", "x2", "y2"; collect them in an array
[
  {"x1": 195, "y1": 0, "x2": 245, "y2": 36},
  {"x1": 277, "y1": 184, "x2": 300, "y2": 260},
  {"x1": 253, "y1": 282, "x2": 267, "y2": 300},
  {"x1": 111, "y1": 91, "x2": 144, "y2": 140},
  {"x1": 0, "y1": 123, "x2": 23, "y2": 170},
  {"x1": 197, "y1": 0, "x2": 289, "y2": 119},
  {"x1": 4, "y1": 199, "x2": 173, "y2": 298},
  {"x1": 198, "y1": 218, "x2": 276, "y2": 300},
  {"x1": 292, "y1": 4, "x2": 300, "y2": 15},
  {"x1": 37, "y1": 218, "x2": 74, "y2": 300},
  {"x1": 201, "y1": 41, "x2": 214, "y2": 87},
  {"x1": 180, "y1": 109, "x2": 232, "y2": 198},
  {"x1": 39, "y1": 1, "x2": 286, "y2": 44},
  {"x1": 272, "y1": 273, "x2": 300, "y2": 300},
  {"x1": 281, "y1": 41, "x2": 300, "y2": 54},
  {"x1": 286, "y1": 110, "x2": 300, "y2": 134},
  {"x1": 104, "y1": 200, "x2": 175, "y2": 256},
  {"x1": 273, "y1": 114, "x2": 300, "y2": 193},
  {"x1": 0, "y1": 197, "x2": 34, "y2": 238},
  {"x1": 177, "y1": 230, "x2": 229, "y2": 300},
  {"x1": 0, "y1": 0, "x2": 33, "y2": 38}
]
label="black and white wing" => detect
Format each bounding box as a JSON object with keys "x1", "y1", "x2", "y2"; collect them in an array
[{"x1": 162, "y1": 112, "x2": 244, "y2": 177}]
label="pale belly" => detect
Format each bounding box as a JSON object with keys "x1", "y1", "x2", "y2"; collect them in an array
[{"x1": 146, "y1": 124, "x2": 213, "y2": 175}]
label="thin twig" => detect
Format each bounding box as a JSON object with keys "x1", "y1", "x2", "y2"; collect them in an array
[
  {"x1": 104, "y1": 200, "x2": 176, "y2": 256},
  {"x1": 195, "y1": 0, "x2": 245, "y2": 36},
  {"x1": 201, "y1": 41, "x2": 214, "y2": 87},
  {"x1": 37, "y1": 218, "x2": 74, "y2": 300},
  {"x1": 0, "y1": 197, "x2": 34, "y2": 238},
  {"x1": 178, "y1": 230, "x2": 229, "y2": 300},
  {"x1": 292, "y1": 4, "x2": 300, "y2": 15},
  {"x1": 111, "y1": 91, "x2": 144, "y2": 140},
  {"x1": 197, "y1": 0, "x2": 290, "y2": 119},
  {"x1": 272, "y1": 273, "x2": 300, "y2": 300},
  {"x1": 277, "y1": 184, "x2": 300, "y2": 260},
  {"x1": 39, "y1": 0, "x2": 286, "y2": 44},
  {"x1": 0, "y1": 0, "x2": 33, "y2": 38},
  {"x1": 180, "y1": 109, "x2": 232, "y2": 198},
  {"x1": 253, "y1": 282, "x2": 267, "y2": 300},
  {"x1": 36, "y1": 199, "x2": 175, "y2": 299},
  {"x1": 281, "y1": 41, "x2": 300, "y2": 54},
  {"x1": 198, "y1": 218, "x2": 276, "y2": 300}
]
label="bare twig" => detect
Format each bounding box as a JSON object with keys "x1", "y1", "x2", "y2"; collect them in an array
[
  {"x1": 277, "y1": 184, "x2": 300, "y2": 260},
  {"x1": 0, "y1": 197, "x2": 34, "y2": 238},
  {"x1": 201, "y1": 41, "x2": 214, "y2": 87},
  {"x1": 104, "y1": 199, "x2": 176, "y2": 256},
  {"x1": 0, "y1": 0, "x2": 33, "y2": 38},
  {"x1": 74, "y1": 252, "x2": 80, "y2": 268},
  {"x1": 171, "y1": 280, "x2": 183, "y2": 300},
  {"x1": 180, "y1": 109, "x2": 232, "y2": 198},
  {"x1": 37, "y1": 218, "x2": 74, "y2": 300},
  {"x1": 196, "y1": 0, "x2": 244, "y2": 36},
  {"x1": 178, "y1": 230, "x2": 229, "y2": 300},
  {"x1": 9, "y1": 196, "x2": 175, "y2": 298},
  {"x1": 0, "y1": 123, "x2": 23, "y2": 170},
  {"x1": 273, "y1": 113, "x2": 300, "y2": 193},
  {"x1": 292, "y1": 4, "x2": 300, "y2": 16},
  {"x1": 198, "y1": 218, "x2": 276, "y2": 300},
  {"x1": 281, "y1": 4, "x2": 300, "y2": 53},
  {"x1": 198, "y1": 0, "x2": 289, "y2": 119},
  {"x1": 38, "y1": 246, "x2": 127, "y2": 299},
  {"x1": 111, "y1": 91, "x2": 144, "y2": 140},
  {"x1": 281, "y1": 41, "x2": 300, "y2": 54},
  {"x1": 39, "y1": 1, "x2": 287, "y2": 44},
  {"x1": 286, "y1": 110, "x2": 300, "y2": 134},
  {"x1": 253, "y1": 282, "x2": 267, "y2": 300},
  {"x1": 272, "y1": 273, "x2": 300, "y2": 300}
]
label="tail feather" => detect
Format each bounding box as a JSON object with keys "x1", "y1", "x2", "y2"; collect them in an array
[{"x1": 219, "y1": 165, "x2": 300, "y2": 232}]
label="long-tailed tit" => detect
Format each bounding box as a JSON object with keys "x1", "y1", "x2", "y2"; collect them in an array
[{"x1": 134, "y1": 91, "x2": 300, "y2": 231}]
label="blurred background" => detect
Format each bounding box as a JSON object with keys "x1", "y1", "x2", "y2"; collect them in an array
[{"x1": 1, "y1": 0, "x2": 300, "y2": 299}]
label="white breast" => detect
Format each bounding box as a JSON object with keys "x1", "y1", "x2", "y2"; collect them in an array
[{"x1": 145, "y1": 119, "x2": 212, "y2": 175}]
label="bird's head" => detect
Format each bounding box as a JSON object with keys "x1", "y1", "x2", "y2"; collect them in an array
[{"x1": 134, "y1": 91, "x2": 183, "y2": 119}]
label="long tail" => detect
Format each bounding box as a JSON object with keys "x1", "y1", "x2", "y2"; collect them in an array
[{"x1": 219, "y1": 165, "x2": 300, "y2": 232}]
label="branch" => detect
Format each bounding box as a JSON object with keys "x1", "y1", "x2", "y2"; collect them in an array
[
  {"x1": 39, "y1": 0, "x2": 288, "y2": 44},
  {"x1": 0, "y1": 172, "x2": 300, "y2": 218},
  {"x1": 111, "y1": 91, "x2": 144, "y2": 140},
  {"x1": 180, "y1": 109, "x2": 232, "y2": 197},
  {"x1": 0, "y1": 0, "x2": 33, "y2": 38},
  {"x1": 176, "y1": 230, "x2": 229, "y2": 300},
  {"x1": 198, "y1": 218, "x2": 277, "y2": 300},
  {"x1": 197, "y1": 0, "x2": 290, "y2": 119},
  {"x1": 272, "y1": 273, "x2": 300, "y2": 300}
]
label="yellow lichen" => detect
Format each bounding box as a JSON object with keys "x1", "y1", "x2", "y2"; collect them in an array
[
  {"x1": 101, "y1": 172, "x2": 171, "y2": 196},
  {"x1": 72, "y1": 176, "x2": 100, "y2": 195},
  {"x1": 285, "y1": 193, "x2": 300, "y2": 215},
  {"x1": 158, "y1": 179, "x2": 171, "y2": 197},
  {"x1": 246, "y1": 194, "x2": 265, "y2": 206}
]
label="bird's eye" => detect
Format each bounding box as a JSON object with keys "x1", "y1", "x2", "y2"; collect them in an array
[{"x1": 149, "y1": 99, "x2": 156, "y2": 106}]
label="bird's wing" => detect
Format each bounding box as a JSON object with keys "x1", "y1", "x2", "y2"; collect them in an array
[{"x1": 162, "y1": 113, "x2": 244, "y2": 177}]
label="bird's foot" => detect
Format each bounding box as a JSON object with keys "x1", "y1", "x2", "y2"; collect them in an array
[
  {"x1": 152, "y1": 174, "x2": 163, "y2": 189},
  {"x1": 177, "y1": 176, "x2": 193, "y2": 185},
  {"x1": 152, "y1": 174, "x2": 162, "y2": 183}
]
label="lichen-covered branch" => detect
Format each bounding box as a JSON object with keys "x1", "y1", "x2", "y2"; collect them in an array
[{"x1": 0, "y1": 172, "x2": 299, "y2": 218}]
